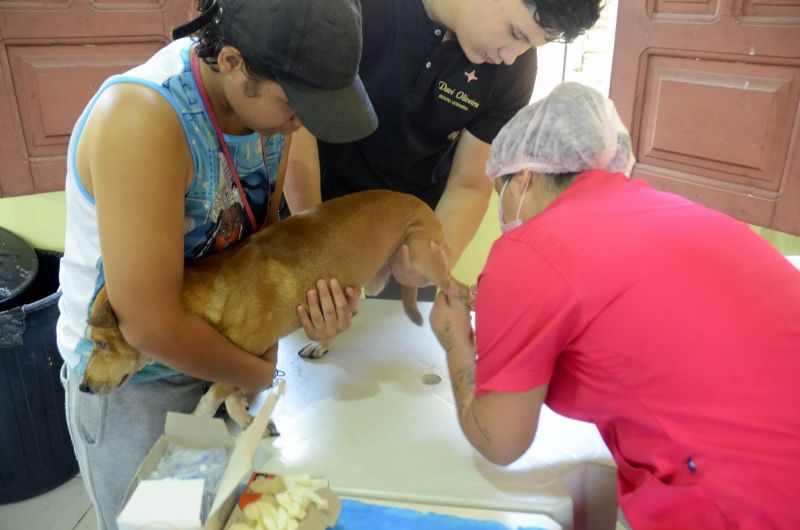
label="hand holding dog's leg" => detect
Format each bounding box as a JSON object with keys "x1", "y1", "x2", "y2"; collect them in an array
[{"x1": 430, "y1": 282, "x2": 474, "y2": 350}]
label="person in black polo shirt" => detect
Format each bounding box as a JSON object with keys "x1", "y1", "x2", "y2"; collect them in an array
[{"x1": 284, "y1": 0, "x2": 602, "y2": 292}]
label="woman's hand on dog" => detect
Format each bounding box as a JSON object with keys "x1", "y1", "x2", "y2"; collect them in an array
[
  {"x1": 297, "y1": 278, "x2": 361, "y2": 342},
  {"x1": 430, "y1": 281, "x2": 474, "y2": 353}
]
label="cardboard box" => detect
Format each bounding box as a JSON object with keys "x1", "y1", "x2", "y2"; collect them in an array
[{"x1": 117, "y1": 384, "x2": 284, "y2": 530}]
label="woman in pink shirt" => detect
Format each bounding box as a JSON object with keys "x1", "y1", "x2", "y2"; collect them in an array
[{"x1": 430, "y1": 82, "x2": 800, "y2": 529}]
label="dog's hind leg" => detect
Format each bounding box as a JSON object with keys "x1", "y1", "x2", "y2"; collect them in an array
[
  {"x1": 406, "y1": 231, "x2": 451, "y2": 288},
  {"x1": 364, "y1": 263, "x2": 392, "y2": 297},
  {"x1": 406, "y1": 230, "x2": 472, "y2": 307}
]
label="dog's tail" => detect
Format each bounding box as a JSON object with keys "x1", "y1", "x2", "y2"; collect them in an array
[{"x1": 401, "y1": 286, "x2": 424, "y2": 326}]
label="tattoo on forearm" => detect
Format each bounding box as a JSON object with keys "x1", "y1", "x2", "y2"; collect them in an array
[
  {"x1": 443, "y1": 330, "x2": 490, "y2": 447},
  {"x1": 471, "y1": 403, "x2": 491, "y2": 444},
  {"x1": 453, "y1": 368, "x2": 472, "y2": 418},
  {"x1": 440, "y1": 321, "x2": 457, "y2": 353},
  {"x1": 452, "y1": 367, "x2": 489, "y2": 444},
  {"x1": 453, "y1": 366, "x2": 475, "y2": 394}
]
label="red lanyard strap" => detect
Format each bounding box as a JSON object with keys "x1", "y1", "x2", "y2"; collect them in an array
[{"x1": 191, "y1": 50, "x2": 260, "y2": 232}]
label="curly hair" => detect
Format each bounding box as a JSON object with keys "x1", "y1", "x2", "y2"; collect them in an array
[
  {"x1": 188, "y1": 0, "x2": 275, "y2": 81},
  {"x1": 191, "y1": 0, "x2": 225, "y2": 69},
  {"x1": 524, "y1": 0, "x2": 604, "y2": 43}
]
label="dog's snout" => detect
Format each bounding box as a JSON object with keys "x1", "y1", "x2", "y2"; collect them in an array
[{"x1": 79, "y1": 382, "x2": 94, "y2": 394}]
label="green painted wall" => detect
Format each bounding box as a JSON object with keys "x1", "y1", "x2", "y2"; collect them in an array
[
  {"x1": 1, "y1": 191, "x2": 798, "y2": 285},
  {"x1": 0, "y1": 192, "x2": 66, "y2": 251},
  {"x1": 452, "y1": 193, "x2": 500, "y2": 285},
  {"x1": 751, "y1": 225, "x2": 800, "y2": 256}
]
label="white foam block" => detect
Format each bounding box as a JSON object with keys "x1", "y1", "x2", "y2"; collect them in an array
[{"x1": 117, "y1": 478, "x2": 203, "y2": 530}]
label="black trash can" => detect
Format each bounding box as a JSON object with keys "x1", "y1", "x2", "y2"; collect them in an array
[{"x1": 0, "y1": 245, "x2": 78, "y2": 504}]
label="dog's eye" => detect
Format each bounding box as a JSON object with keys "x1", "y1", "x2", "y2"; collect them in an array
[{"x1": 95, "y1": 341, "x2": 108, "y2": 350}]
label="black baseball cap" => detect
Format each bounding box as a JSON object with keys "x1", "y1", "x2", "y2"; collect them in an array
[{"x1": 173, "y1": 0, "x2": 378, "y2": 143}]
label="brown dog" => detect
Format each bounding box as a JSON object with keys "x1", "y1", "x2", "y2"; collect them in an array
[{"x1": 81, "y1": 190, "x2": 471, "y2": 428}]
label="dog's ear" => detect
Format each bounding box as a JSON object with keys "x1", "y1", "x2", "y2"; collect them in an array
[{"x1": 86, "y1": 288, "x2": 118, "y2": 328}]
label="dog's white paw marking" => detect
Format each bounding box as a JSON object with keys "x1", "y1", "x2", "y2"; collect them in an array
[
  {"x1": 193, "y1": 392, "x2": 218, "y2": 418},
  {"x1": 298, "y1": 341, "x2": 330, "y2": 359},
  {"x1": 225, "y1": 391, "x2": 253, "y2": 429}
]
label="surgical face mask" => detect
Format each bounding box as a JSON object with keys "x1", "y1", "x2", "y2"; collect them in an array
[{"x1": 497, "y1": 175, "x2": 529, "y2": 233}]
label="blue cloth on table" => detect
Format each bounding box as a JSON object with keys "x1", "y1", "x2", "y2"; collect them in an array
[{"x1": 332, "y1": 499, "x2": 548, "y2": 530}]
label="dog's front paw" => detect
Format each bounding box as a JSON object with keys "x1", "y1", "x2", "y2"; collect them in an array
[
  {"x1": 225, "y1": 390, "x2": 254, "y2": 429},
  {"x1": 298, "y1": 341, "x2": 330, "y2": 359}
]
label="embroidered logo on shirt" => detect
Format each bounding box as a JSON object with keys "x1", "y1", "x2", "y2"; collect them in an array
[
  {"x1": 464, "y1": 70, "x2": 478, "y2": 83},
  {"x1": 436, "y1": 80, "x2": 481, "y2": 112}
]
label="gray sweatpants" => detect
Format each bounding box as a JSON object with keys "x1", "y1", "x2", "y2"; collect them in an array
[{"x1": 61, "y1": 364, "x2": 206, "y2": 530}]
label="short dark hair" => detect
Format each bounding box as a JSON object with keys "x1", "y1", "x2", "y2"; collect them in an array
[
  {"x1": 502, "y1": 171, "x2": 580, "y2": 191},
  {"x1": 545, "y1": 171, "x2": 580, "y2": 190},
  {"x1": 191, "y1": 0, "x2": 275, "y2": 82},
  {"x1": 524, "y1": 0, "x2": 604, "y2": 43}
]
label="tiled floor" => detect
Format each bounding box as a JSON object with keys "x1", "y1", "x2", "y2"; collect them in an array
[{"x1": 0, "y1": 475, "x2": 96, "y2": 530}]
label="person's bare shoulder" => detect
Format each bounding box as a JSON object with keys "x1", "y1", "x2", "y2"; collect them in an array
[{"x1": 77, "y1": 83, "x2": 192, "y2": 196}]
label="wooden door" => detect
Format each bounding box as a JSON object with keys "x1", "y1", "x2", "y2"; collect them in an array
[
  {"x1": 609, "y1": 1, "x2": 800, "y2": 235},
  {"x1": 0, "y1": 0, "x2": 192, "y2": 197}
]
